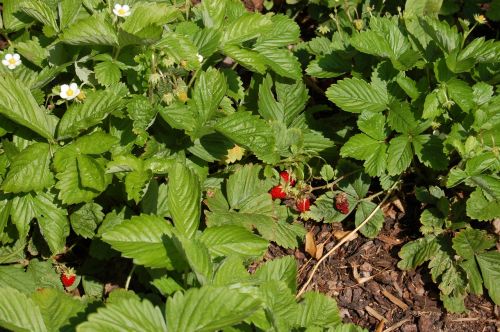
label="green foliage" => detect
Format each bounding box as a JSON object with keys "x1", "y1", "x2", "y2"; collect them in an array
[{"x1": 0, "y1": 0, "x2": 498, "y2": 329}]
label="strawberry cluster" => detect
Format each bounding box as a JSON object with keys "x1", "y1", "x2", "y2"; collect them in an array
[
  {"x1": 335, "y1": 193, "x2": 349, "y2": 214},
  {"x1": 270, "y1": 171, "x2": 311, "y2": 212}
]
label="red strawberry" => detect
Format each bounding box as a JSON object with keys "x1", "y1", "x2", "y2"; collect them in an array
[
  {"x1": 296, "y1": 198, "x2": 310, "y2": 212},
  {"x1": 280, "y1": 171, "x2": 296, "y2": 186},
  {"x1": 61, "y1": 270, "x2": 76, "y2": 288},
  {"x1": 335, "y1": 193, "x2": 350, "y2": 214},
  {"x1": 270, "y1": 185, "x2": 287, "y2": 200}
]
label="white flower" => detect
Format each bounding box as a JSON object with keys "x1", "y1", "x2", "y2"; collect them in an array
[
  {"x1": 60, "y1": 83, "x2": 81, "y2": 101},
  {"x1": 197, "y1": 53, "x2": 204, "y2": 63},
  {"x1": 2, "y1": 53, "x2": 22, "y2": 70},
  {"x1": 113, "y1": 4, "x2": 131, "y2": 17}
]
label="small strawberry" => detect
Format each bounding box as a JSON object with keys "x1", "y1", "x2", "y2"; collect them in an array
[
  {"x1": 270, "y1": 185, "x2": 287, "y2": 200},
  {"x1": 296, "y1": 198, "x2": 310, "y2": 212},
  {"x1": 335, "y1": 193, "x2": 350, "y2": 214},
  {"x1": 61, "y1": 268, "x2": 76, "y2": 288},
  {"x1": 280, "y1": 171, "x2": 296, "y2": 186}
]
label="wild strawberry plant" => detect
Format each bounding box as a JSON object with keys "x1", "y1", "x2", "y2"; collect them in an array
[{"x1": 0, "y1": 0, "x2": 498, "y2": 330}]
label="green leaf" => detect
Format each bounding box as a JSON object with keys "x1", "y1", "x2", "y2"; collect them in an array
[
  {"x1": 70, "y1": 202, "x2": 104, "y2": 239},
  {"x1": 94, "y1": 61, "x2": 121, "y2": 86},
  {"x1": 221, "y1": 13, "x2": 272, "y2": 45},
  {"x1": 419, "y1": 17, "x2": 460, "y2": 54},
  {"x1": 166, "y1": 286, "x2": 260, "y2": 331},
  {"x1": 257, "y1": 74, "x2": 285, "y2": 122},
  {"x1": 222, "y1": 44, "x2": 267, "y2": 74},
  {"x1": 120, "y1": 3, "x2": 180, "y2": 35},
  {"x1": 460, "y1": 259, "x2": 483, "y2": 295},
  {"x1": 296, "y1": 292, "x2": 342, "y2": 329},
  {"x1": 167, "y1": 162, "x2": 201, "y2": 238},
  {"x1": 78, "y1": 297, "x2": 167, "y2": 332},
  {"x1": 0, "y1": 265, "x2": 37, "y2": 294},
  {"x1": 32, "y1": 288, "x2": 85, "y2": 332},
  {"x1": 0, "y1": 287, "x2": 47, "y2": 332},
  {"x1": 355, "y1": 201, "x2": 385, "y2": 238},
  {"x1": 255, "y1": 14, "x2": 300, "y2": 48},
  {"x1": 192, "y1": 68, "x2": 227, "y2": 124},
  {"x1": 19, "y1": 0, "x2": 59, "y2": 32},
  {"x1": 255, "y1": 256, "x2": 297, "y2": 292},
  {"x1": 76, "y1": 155, "x2": 107, "y2": 192},
  {"x1": 476, "y1": 251, "x2": 500, "y2": 305},
  {"x1": 27, "y1": 259, "x2": 64, "y2": 291},
  {"x1": 387, "y1": 101, "x2": 417, "y2": 134},
  {"x1": 466, "y1": 189, "x2": 500, "y2": 221},
  {"x1": 398, "y1": 236, "x2": 439, "y2": 270},
  {"x1": 387, "y1": 135, "x2": 413, "y2": 175},
  {"x1": 58, "y1": 84, "x2": 127, "y2": 139},
  {"x1": 33, "y1": 192, "x2": 69, "y2": 254},
  {"x1": 200, "y1": 225, "x2": 268, "y2": 259},
  {"x1": 154, "y1": 33, "x2": 200, "y2": 70},
  {"x1": 405, "y1": 0, "x2": 443, "y2": 16},
  {"x1": 412, "y1": 134, "x2": 448, "y2": 170},
  {"x1": 423, "y1": 91, "x2": 445, "y2": 119},
  {"x1": 446, "y1": 79, "x2": 474, "y2": 112},
  {"x1": 60, "y1": 15, "x2": 118, "y2": 46},
  {"x1": 326, "y1": 78, "x2": 388, "y2": 113},
  {"x1": 102, "y1": 215, "x2": 181, "y2": 269},
  {"x1": 255, "y1": 47, "x2": 302, "y2": 80},
  {"x1": 1, "y1": 143, "x2": 54, "y2": 193},
  {"x1": 452, "y1": 228, "x2": 495, "y2": 260},
  {"x1": 58, "y1": 0, "x2": 82, "y2": 29},
  {"x1": 226, "y1": 164, "x2": 269, "y2": 209},
  {"x1": 259, "y1": 281, "x2": 298, "y2": 331},
  {"x1": 2, "y1": 0, "x2": 33, "y2": 31},
  {"x1": 0, "y1": 75, "x2": 57, "y2": 140},
  {"x1": 175, "y1": 235, "x2": 213, "y2": 285},
  {"x1": 215, "y1": 111, "x2": 279, "y2": 163}
]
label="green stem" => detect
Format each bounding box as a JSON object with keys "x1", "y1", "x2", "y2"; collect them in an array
[{"x1": 125, "y1": 265, "x2": 136, "y2": 290}]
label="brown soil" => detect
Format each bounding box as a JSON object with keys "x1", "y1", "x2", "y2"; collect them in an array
[{"x1": 268, "y1": 215, "x2": 499, "y2": 332}]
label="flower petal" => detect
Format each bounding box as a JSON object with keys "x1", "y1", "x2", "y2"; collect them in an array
[
  {"x1": 122, "y1": 5, "x2": 130, "y2": 11},
  {"x1": 60, "y1": 91, "x2": 68, "y2": 99},
  {"x1": 60, "y1": 84, "x2": 69, "y2": 92},
  {"x1": 5, "y1": 54, "x2": 13, "y2": 60},
  {"x1": 1, "y1": 60, "x2": 8, "y2": 66},
  {"x1": 8, "y1": 64, "x2": 16, "y2": 70},
  {"x1": 13, "y1": 54, "x2": 20, "y2": 61},
  {"x1": 114, "y1": 4, "x2": 122, "y2": 10},
  {"x1": 69, "y1": 83, "x2": 78, "y2": 90}
]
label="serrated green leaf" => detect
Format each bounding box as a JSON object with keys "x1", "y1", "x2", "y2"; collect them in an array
[
  {"x1": 78, "y1": 297, "x2": 167, "y2": 332},
  {"x1": 94, "y1": 61, "x2": 121, "y2": 86},
  {"x1": 412, "y1": 134, "x2": 448, "y2": 170},
  {"x1": 192, "y1": 68, "x2": 227, "y2": 124},
  {"x1": 460, "y1": 259, "x2": 483, "y2": 295},
  {"x1": 398, "y1": 236, "x2": 439, "y2": 270},
  {"x1": 222, "y1": 44, "x2": 267, "y2": 74},
  {"x1": 58, "y1": 84, "x2": 127, "y2": 139},
  {"x1": 476, "y1": 251, "x2": 500, "y2": 305},
  {"x1": 215, "y1": 111, "x2": 279, "y2": 163},
  {"x1": 387, "y1": 135, "x2": 413, "y2": 176},
  {"x1": 221, "y1": 13, "x2": 272, "y2": 45},
  {"x1": 0, "y1": 265, "x2": 37, "y2": 294},
  {"x1": 255, "y1": 14, "x2": 299, "y2": 48},
  {"x1": 260, "y1": 280, "x2": 298, "y2": 331},
  {"x1": 76, "y1": 155, "x2": 107, "y2": 192},
  {"x1": 154, "y1": 33, "x2": 200, "y2": 70},
  {"x1": 175, "y1": 235, "x2": 213, "y2": 285},
  {"x1": 1, "y1": 143, "x2": 54, "y2": 193},
  {"x1": 255, "y1": 256, "x2": 297, "y2": 292},
  {"x1": 452, "y1": 228, "x2": 495, "y2": 260},
  {"x1": 70, "y1": 202, "x2": 104, "y2": 239},
  {"x1": 60, "y1": 15, "x2": 118, "y2": 46},
  {"x1": 55, "y1": 161, "x2": 101, "y2": 204},
  {"x1": 355, "y1": 201, "x2": 385, "y2": 238},
  {"x1": 33, "y1": 191, "x2": 69, "y2": 254},
  {"x1": 387, "y1": 101, "x2": 417, "y2": 134},
  {"x1": 32, "y1": 288, "x2": 85, "y2": 332},
  {"x1": 200, "y1": 225, "x2": 268, "y2": 259},
  {"x1": 167, "y1": 162, "x2": 201, "y2": 238},
  {"x1": 0, "y1": 75, "x2": 57, "y2": 140},
  {"x1": 120, "y1": 3, "x2": 180, "y2": 35},
  {"x1": 102, "y1": 215, "x2": 182, "y2": 269},
  {"x1": 58, "y1": 0, "x2": 82, "y2": 29},
  {"x1": 255, "y1": 47, "x2": 302, "y2": 80},
  {"x1": 405, "y1": 0, "x2": 443, "y2": 16},
  {"x1": 466, "y1": 188, "x2": 500, "y2": 221},
  {"x1": 166, "y1": 286, "x2": 260, "y2": 332},
  {"x1": 19, "y1": 0, "x2": 59, "y2": 32},
  {"x1": 296, "y1": 292, "x2": 342, "y2": 329},
  {"x1": 326, "y1": 78, "x2": 388, "y2": 113},
  {"x1": 2, "y1": 0, "x2": 33, "y2": 31},
  {"x1": 226, "y1": 165, "x2": 269, "y2": 209},
  {"x1": 0, "y1": 287, "x2": 47, "y2": 332}
]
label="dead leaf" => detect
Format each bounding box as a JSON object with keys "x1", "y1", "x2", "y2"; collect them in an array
[
  {"x1": 305, "y1": 231, "x2": 316, "y2": 257},
  {"x1": 315, "y1": 243, "x2": 324, "y2": 260}
]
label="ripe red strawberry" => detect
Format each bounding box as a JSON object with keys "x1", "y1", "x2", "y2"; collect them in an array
[
  {"x1": 270, "y1": 185, "x2": 287, "y2": 199},
  {"x1": 61, "y1": 270, "x2": 76, "y2": 288},
  {"x1": 335, "y1": 193, "x2": 349, "y2": 214},
  {"x1": 296, "y1": 198, "x2": 310, "y2": 212},
  {"x1": 280, "y1": 171, "x2": 296, "y2": 186}
]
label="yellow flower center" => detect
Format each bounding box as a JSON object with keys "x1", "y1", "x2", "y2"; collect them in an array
[
  {"x1": 8, "y1": 58, "x2": 16, "y2": 65},
  {"x1": 118, "y1": 8, "x2": 126, "y2": 15},
  {"x1": 66, "y1": 89, "x2": 74, "y2": 97}
]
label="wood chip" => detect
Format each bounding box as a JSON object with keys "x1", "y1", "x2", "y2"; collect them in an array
[
  {"x1": 305, "y1": 231, "x2": 316, "y2": 257},
  {"x1": 315, "y1": 242, "x2": 324, "y2": 260},
  {"x1": 333, "y1": 229, "x2": 358, "y2": 241},
  {"x1": 383, "y1": 319, "x2": 411, "y2": 332},
  {"x1": 377, "y1": 234, "x2": 402, "y2": 246},
  {"x1": 365, "y1": 305, "x2": 387, "y2": 322},
  {"x1": 382, "y1": 289, "x2": 409, "y2": 311},
  {"x1": 375, "y1": 320, "x2": 385, "y2": 332}
]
